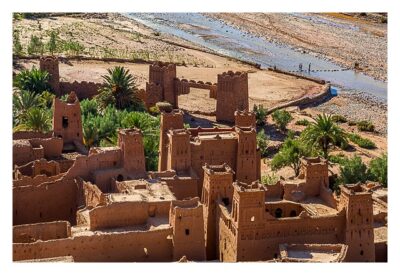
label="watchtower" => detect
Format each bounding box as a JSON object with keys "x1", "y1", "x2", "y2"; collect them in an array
[
  {"x1": 117, "y1": 128, "x2": 146, "y2": 176},
  {"x1": 235, "y1": 127, "x2": 258, "y2": 183},
  {"x1": 300, "y1": 157, "x2": 329, "y2": 196},
  {"x1": 216, "y1": 71, "x2": 249, "y2": 123},
  {"x1": 339, "y1": 184, "x2": 375, "y2": 262},
  {"x1": 201, "y1": 163, "x2": 234, "y2": 260},
  {"x1": 169, "y1": 197, "x2": 206, "y2": 261},
  {"x1": 52, "y1": 92, "x2": 83, "y2": 146},
  {"x1": 158, "y1": 109, "x2": 184, "y2": 171},
  {"x1": 40, "y1": 56, "x2": 60, "y2": 95},
  {"x1": 148, "y1": 62, "x2": 177, "y2": 107}
]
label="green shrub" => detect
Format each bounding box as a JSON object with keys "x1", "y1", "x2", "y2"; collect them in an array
[
  {"x1": 328, "y1": 154, "x2": 348, "y2": 165},
  {"x1": 13, "y1": 30, "x2": 24, "y2": 56},
  {"x1": 261, "y1": 173, "x2": 279, "y2": 186},
  {"x1": 348, "y1": 133, "x2": 376, "y2": 149},
  {"x1": 272, "y1": 109, "x2": 293, "y2": 131},
  {"x1": 253, "y1": 104, "x2": 268, "y2": 126},
  {"x1": 47, "y1": 31, "x2": 59, "y2": 55},
  {"x1": 256, "y1": 130, "x2": 270, "y2": 157},
  {"x1": 331, "y1": 115, "x2": 347, "y2": 123},
  {"x1": 368, "y1": 154, "x2": 387, "y2": 187},
  {"x1": 61, "y1": 40, "x2": 84, "y2": 55},
  {"x1": 357, "y1": 120, "x2": 375, "y2": 132},
  {"x1": 156, "y1": 102, "x2": 173, "y2": 113},
  {"x1": 14, "y1": 66, "x2": 50, "y2": 94},
  {"x1": 337, "y1": 155, "x2": 369, "y2": 187},
  {"x1": 27, "y1": 35, "x2": 44, "y2": 55},
  {"x1": 295, "y1": 119, "x2": 310, "y2": 126}
]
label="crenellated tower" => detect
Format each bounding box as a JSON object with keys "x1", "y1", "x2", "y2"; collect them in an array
[
  {"x1": 201, "y1": 163, "x2": 234, "y2": 260},
  {"x1": 147, "y1": 62, "x2": 177, "y2": 108},
  {"x1": 234, "y1": 110, "x2": 256, "y2": 128},
  {"x1": 158, "y1": 109, "x2": 184, "y2": 171},
  {"x1": 216, "y1": 71, "x2": 249, "y2": 123},
  {"x1": 338, "y1": 184, "x2": 375, "y2": 262},
  {"x1": 235, "y1": 127, "x2": 259, "y2": 183}
]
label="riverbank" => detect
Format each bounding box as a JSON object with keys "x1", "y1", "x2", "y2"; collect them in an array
[{"x1": 206, "y1": 13, "x2": 387, "y2": 82}]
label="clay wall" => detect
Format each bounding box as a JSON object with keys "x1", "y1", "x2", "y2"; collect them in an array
[
  {"x1": 174, "y1": 78, "x2": 217, "y2": 98},
  {"x1": 375, "y1": 241, "x2": 387, "y2": 262},
  {"x1": 163, "y1": 175, "x2": 199, "y2": 200},
  {"x1": 169, "y1": 198, "x2": 206, "y2": 261},
  {"x1": 145, "y1": 82, "x2": 163, "y2": 108},
  {"x1": 187, "y1": 126, "x2": 235, "y2": 137},
  {"x1": 13, "y1": 140, "x2": 43, "y2": 166},
  {"x1": 265, "y1": 182, "x2": 284, "y2": 199},
  {"x1": 13, "y1": 173, "x2": 64, "y2": 188},
  {"x1": 218, "y1": 205, "x2": 238, "y2": 262},
  {"x1": 13, "y1": 221, "x2": 71, "y2": 243},
  {"x1": 83, "y1": 181, "x2": 107, "y2": 208},
  {"x1": 13, "y1": 177, "x2": 82, "y2": 226},
  {"x1": 118, "y1": 128, "x2": 146, "y2": 177},
  {"x1": 32, "y1": 159, "x2": 60, "y2": 177},
  {"x1": 216, "y1": 71, "x2": 249, "y2": 123},
  {"x1": 59, "y1": 81, "x2": 102, "y2": 99},
  {"x1": 191, "y1": 137, "x2": 238, "y2": 194},
  {"x1": 13, "y1": 228, "x2": 173, "y2": 262},
  {"x1": 89, "y1": 201, "x2": 149, "y2": 230},
  {"x1": 149, "y1": 62, "x2": 177, "y2": 107},
  {"x1": 167, "y1": 130, "x2": 192, "y2": 174},
  {"x1": 264, "y1": 201, "x2": 305, "y2": 218},
  {"x1": 13, "y1": 131, "x2": 52, "y2": 140}
]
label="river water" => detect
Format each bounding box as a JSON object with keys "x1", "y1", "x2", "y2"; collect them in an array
[{"x1": 126, "y1": 13, "x2": 387, "y2": 101}]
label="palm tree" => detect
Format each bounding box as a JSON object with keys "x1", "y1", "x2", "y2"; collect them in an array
[
  {"x1": 13, "y1": 89, "x2": 43, "y2": 124},
  {"x1": 301, "y1": 113, "x2": 347, "y2": 159},
  {"x1": 83, "y1": 122, "x2": 99, "y2": 149},
  {"x1": 97, "y1": 66, "x2": 140, "y2": 110},
  {"x1": 14, "y1": 66, "x2": 50, "y2": 94},
  {"x1": 14, "y1": 107, "x2": 52, "y2": 133}
]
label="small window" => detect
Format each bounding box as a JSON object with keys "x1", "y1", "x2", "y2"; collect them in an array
[
  {"x1": 62, "y1": 116, "x2": 69, "y2": 128},
  {"x1": 116, "y1": 174, "x2": 124, "y2": 181},
  {"x1": 185, "y1": 229, "x2": 190, "y2": 235},
  {"x1": 360, "y1": 250, "x2": 364, "y2": 256},
  {"x1": 275, "y1": 208, "x2": 283, "y2": 218}
]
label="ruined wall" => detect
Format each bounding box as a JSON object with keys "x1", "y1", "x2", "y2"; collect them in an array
[
  {"x1": 169, "y1": 198, "x2": 206, "y2": 261},
  {"x1": 144, "y1": 82, "x2": 163, "y2": 108},
  {"x1": 13, "y1": 228, "x2": 173, "y2": 262},
  {"x1": 59, "y1": 81, "x2": 102, "y2": 99},
  {"x1": 13, "y1": 177, "x2": 82, "y2": 226},
  {"x1": 216, "y1": 71, "x2": 249, "y2": 123},
  {"x1": 174, "y1": 78, "x2": 217, "y2": 98},
  {"x1": 83, "y1": 181, "x2": 107, "y2": 208},
  {"x1": 265, "y1": 182, "x2": 284, "y2": 199},
  {"x1": 13, "y1": 131, "x2": 52, "y2": 140},
  {"x1": 13, "y1": 221, "x2": 71, "y2": 243},
  {"x1": 40, "y1": 56, "x2": 60, "y2": 95},
  {"x1": 13, "y1": 140, "x2": 43, "y2": 166},
  {"x1": 32, "y1": 159, "x2": 60, "y2": 177},
  {"x1": 89, "y1": 201, "x2": 149, "y2": 230},
  {"x1": 162, "y1": 175, "x2": 199, "y2": 200},
  {"x1": 13, "y1": 173, "x2": 64, "y2": 188}
]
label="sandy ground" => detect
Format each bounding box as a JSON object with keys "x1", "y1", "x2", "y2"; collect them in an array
[{"x1": 207, "y1": 13, "x2": 387, "y2": 81}]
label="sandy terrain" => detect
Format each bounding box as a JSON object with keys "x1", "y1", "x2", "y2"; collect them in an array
[{"x1": 207, "y1": 13, "x2": 387, "y2": 81}]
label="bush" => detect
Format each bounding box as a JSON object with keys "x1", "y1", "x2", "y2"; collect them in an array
[
  {"x1": 256, "y1": 130, "x2": 270, "y2": 157},
  {"x1": 337, "y1": 155, "x2": 369, "y2": 187},
  {"x1": 368, "y1": 154, "x2": 387, "y2": 187},
  {"x1": 14, "y1": 66, "x2": 50, "y2": 94},
  {"x1": 261, "y1": 173, "x2": 279, "y2": 186},
  {"x1": 27, "y1": 35, "x2": 44, "y2": 55},
  {"x1": 13, "y1": 30, "x2": 24, "y2": 56},
  {"x1": 272, "y1": 109, "x2": 293, "y2": 131},
  {"x1": 357, "y1": 120, "x2": 375, "y2": 132},
  {"x1": 156, "y1": 102, "x2": 173, "y2": 113},
  {"x1": 348, "y1": 120, "x2": 357, "y2": 126},
  {"x1": 253, "y1": 104, "x2": 268, "y2": 126},
  {"x1": 328, "y1": 154, "x2": 348, "y2": 165},
  {"x1": 348, "y1": 133, "x2": 376, "y2": 149},
  {"x1": 331, "y1": 115, "x2": 347, "y2": 123},
  {"x1": 61, "y1": 40, "x2": 85, "y2": 56},
  {"x1": 47, "y1": 31, "x2": 59, "y2": 55},
  {"x1": 295, "y1": 119, "x2": 310, "y2": 126}
]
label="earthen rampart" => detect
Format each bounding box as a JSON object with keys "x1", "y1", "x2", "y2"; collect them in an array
[{"x1": 13, "y1": 221, "x2": 71, "y2": 243}]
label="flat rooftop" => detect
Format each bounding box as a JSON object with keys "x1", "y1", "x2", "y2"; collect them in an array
[{"x1": 110, "y1": 179, "x2": 175, "y2": 203}]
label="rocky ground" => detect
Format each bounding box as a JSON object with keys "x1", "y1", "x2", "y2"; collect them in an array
[{"x1": 207, "y1": 13, "x2": 387, "y2": 81}]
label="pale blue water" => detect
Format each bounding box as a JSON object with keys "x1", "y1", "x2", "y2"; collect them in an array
[{"x1": 125, "y1": 13, "x2": 387, "y2": 101}]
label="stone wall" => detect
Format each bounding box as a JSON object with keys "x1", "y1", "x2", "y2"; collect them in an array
[{"x1": 59, "y1": 81, "x2": 102, "y2": 99}]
